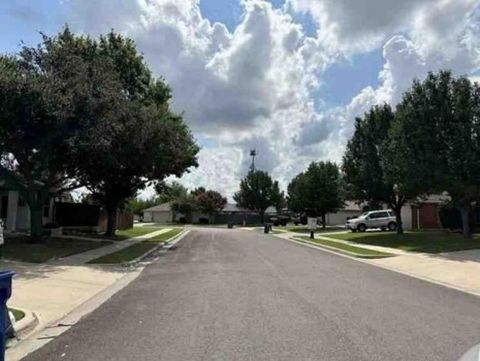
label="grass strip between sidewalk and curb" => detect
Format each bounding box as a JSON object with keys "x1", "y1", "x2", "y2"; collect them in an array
[
  {"x1": 9, "y1": 308, "x2": 25, "y2": 322},
  {"x1": 143, "y1": 228, "x2": 184, "y2": 243},
  {"x1": 87, "y1": 229, "x2": 185, "y2": 264},
  {"x1": 296, "y1": 236, "x2": 394, "y2": 258},
  {"x1": 327, "y1": 231, "x2": 480, "y2": 253}
]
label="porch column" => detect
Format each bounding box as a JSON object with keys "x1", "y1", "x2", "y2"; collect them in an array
[{"x1": 6, "y1": 191, "x2": 18, "y2": 231}]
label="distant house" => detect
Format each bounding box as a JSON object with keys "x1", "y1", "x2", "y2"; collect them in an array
[
  {"x1": 143, "y1": 202, "x2": 277, "y2": 225},
  {"x1": 338, "y1": 195, "x2": 445, "y2": 230},
  {"x1": 143, "y1": 202, "x2": 174, "y2": 223},
  {"x1": 0, "y1": 188, "x2": 54, "y2": 232}
]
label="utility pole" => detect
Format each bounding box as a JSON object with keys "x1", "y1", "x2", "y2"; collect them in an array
[{"x1": 250, "y1": 149, "x2": 256, "y2": 173}]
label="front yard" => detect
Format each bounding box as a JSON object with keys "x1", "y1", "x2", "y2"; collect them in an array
[
  {"x1": 327, "y1": 231, "x2": 480, "y2": 253},
  {"x1": 3, "y1": 236, "x2": 112, "y2": 263}
]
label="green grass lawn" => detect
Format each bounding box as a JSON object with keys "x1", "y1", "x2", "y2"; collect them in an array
[
  {"x1": 9, "y1": 308, "x2": 25, "y2": 321},
  {"x1": 298, "y1": 236, "x2": 392, "y2": 258},
  {"x1": 87, "y1": 243, "x2": 158, "y2": 264},
  {"x1": 327, "y1": 231, "x2": 480, "y2": 253},
  {"x1": 144, "y1": 229, "x2": 183, "y2": 243},
  {"x1": 88, "y1": 229, "x2": 184, "y2": 264},
  {"x1": 3, "y1": 237, "x2": 112, "y2": 263},
  {"x1": 114, "y1": 227, "x2": 163, "y2": 240},
  {"x1": 65, "y1": 227, "x2": 163, "y2": 241},
  {"x1": 285, "y1": 226, "x2": 345, "y2": 234}
]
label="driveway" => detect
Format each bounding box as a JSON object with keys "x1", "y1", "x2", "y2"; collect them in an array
[{"x1": 23, "y1": 228, "x2": 480, "y2": 361}]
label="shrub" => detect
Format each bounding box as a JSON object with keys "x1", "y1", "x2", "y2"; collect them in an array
[
  {"x1": 438, "y1": 204, "x2": 462, "y2": 230},
  {"x1": 198, "y1": 217, "x2": 209, "y2": 224}
]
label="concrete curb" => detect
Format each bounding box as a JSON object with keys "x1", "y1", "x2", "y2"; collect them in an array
[
  {"x1": 6, "y1": 269, "x2": 143, "y2": 361},
  {"x1": 123, "y1": 229, "x2": 189, "y2": 267},
  {"x1": 12, "y1": 308, "x2": 39, "y2": 339},
  {"x1": 292, "y1": 237, "x2": 393, "y2": 259}
]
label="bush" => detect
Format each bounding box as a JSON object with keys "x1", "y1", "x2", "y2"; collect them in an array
[
  {"x1": 198, "y1": 217, "x2": 209, "y2": 224},
  {"x1": 438, "y1": 204, "x2": 462, "y2": 230},
  {"x1": 179, "y1": 217, "x2": 187, "y2": 224}
]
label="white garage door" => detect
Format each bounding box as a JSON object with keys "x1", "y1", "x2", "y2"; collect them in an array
[{"x1": 152, "y1": 211, "x2": 172, "y2": 224}]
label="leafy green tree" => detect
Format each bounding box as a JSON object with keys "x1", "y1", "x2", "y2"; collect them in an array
[
  {"x1": 287, "y1": 161, "x2": 344, "y2": 228},
  {"x1": 234, "y1": 171, "x2": 282, "y2": 223},
  {"x1": 387, "y1": 71, "x2": 480, "y2": 237},
  {"x1": 194, "y1": 189, "x2": 227, "y2": 223},
  {"x1": 0, "y1": 29, "x2": 117, "y2": 241},
  {"x1": 343, "y1": 104, "x2": 413, "y2": 234},
  {"x1": 156, "y1": 181, "x2": 189, "y2": 203},
  {"x1": 170, "y1": 194, "x2": 197, "y2": 222},
  {"x1": 67, "y1": 31, "x2": 199, "y2": 236}
]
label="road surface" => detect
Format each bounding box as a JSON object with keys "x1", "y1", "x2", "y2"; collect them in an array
[{"x1": 24, "y1": 228, "x2": 480, "y2": 361}]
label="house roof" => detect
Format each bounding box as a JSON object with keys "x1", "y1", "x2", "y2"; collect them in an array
[
  {"x1": 144, "y1": 202, "x2": 279, "y2": 214},
  {"x1": 143, "y1": 202, "x2": 172, "y2": 212}
]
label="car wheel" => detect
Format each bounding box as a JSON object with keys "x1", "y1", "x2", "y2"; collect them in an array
[
  {"x1": 388, "y1": 222, "x2": 397, "y2": 231},
  {"x1": 357, "y1": 224, "x2": 367, "y2": 232}
]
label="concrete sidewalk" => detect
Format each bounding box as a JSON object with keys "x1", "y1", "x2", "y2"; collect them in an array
[
  {"x1": 5, "y1": 261, "x2": 131, "y2": 329},
  {"x1": 368, "y1": 250, "x2": 480, "y2": 296}
]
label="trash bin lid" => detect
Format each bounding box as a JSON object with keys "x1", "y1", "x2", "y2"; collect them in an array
[{"x1": 0, "y1": 271, "x2": 14, "y2": 280}]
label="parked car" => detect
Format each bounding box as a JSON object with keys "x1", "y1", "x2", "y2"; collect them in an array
[
  {"x1": 346, "y1": 210, "x2": 397, "y2": 232},
  {"x1": 291, "y1": 213, "x2": 308, "y2": 225},
  {"x1": 269, "y1": 215, "x2": 291, "y2": 226}
]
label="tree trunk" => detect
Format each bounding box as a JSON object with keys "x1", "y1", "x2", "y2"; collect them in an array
[
  {"x1": 393, "y1": 205, "x2": 404, "y2": 235},
  {"x1": 105, "y1": 207, "x2": 118, "y2": 237},
  {"x1": 460, "y1": 206, "x2": 471, "y2": 238},
  {"x1": 260, "y1": 210, "x2": 265, "y2": 224},
  {"x1": 321, "y1": 212, "x2": 326, "y2": 229},
  {"x1": 29, "y1": 204, "x2": 44, "y2": 243}
]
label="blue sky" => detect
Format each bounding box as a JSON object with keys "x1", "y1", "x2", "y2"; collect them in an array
[
  {"x1": 0, "y1": 0, "x2": 382, "y2": 109},
  {"x1": 2, "y1": 0, "x2": 478, "y2": 198}
]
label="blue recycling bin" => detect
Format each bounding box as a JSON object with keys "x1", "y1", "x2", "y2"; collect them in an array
[{"x1": 0, "y1": 271, "x2": 14, "y2": 361}]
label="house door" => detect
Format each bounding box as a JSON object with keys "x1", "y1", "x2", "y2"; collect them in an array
[{"x1": 419, "y1": 203, "x2": 441, "y2": 229}]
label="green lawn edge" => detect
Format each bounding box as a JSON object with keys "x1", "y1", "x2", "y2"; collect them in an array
[
  {"x1": 87, "y1": 229, "x2": 185, "y2": 264},
  {"x1": 327, "y1": 231, "x2": 480, "y2": 253},
  {"x1": 296, "y1": 236, "x2": 393, "y2": 258},
  {"x1": 9, "y1": 308, "x2": 25, "y2": 322}
]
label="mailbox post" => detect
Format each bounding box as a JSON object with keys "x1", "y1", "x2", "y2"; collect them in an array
[{"x1": 307, "y1": 217, "x2": 317, "y2": 239}]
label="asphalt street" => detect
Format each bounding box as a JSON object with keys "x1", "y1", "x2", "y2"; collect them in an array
[{"x1": 23, "y1": 228, "x2": 480, "y2": 361}]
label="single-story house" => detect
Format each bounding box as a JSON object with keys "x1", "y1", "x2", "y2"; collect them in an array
[
  {"x1": 0, "y1": 187, "x2": 133, "y2": 233},
  {"x1": 143, "y1": 202, "x2": 278, "y2": 225},
  {"x1": 337, "y1": 195, "x2": 445, "y2": 230},
  {"x1": 0, "y1": 189, "x2": 54, "y2": 232},
  {"x1": 324, "y1": 201, "x2": 363, "y2": 226}
]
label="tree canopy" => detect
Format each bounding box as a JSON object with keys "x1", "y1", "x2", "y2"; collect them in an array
[
  {"x1": 234, "y1": 171, "x2": 282, "y2": 223},
  {"x1": 343, "y1": 104, "x2": 411, "y2": 234},
  {"x1": 387, "y1": 70, "x2": 480, "y2": 236},
  {"x1": 288, "y1": 161, "x2": 344, "y2": 227},
  {"x1": 0, "y1": 28, "x2": 199, "y2": 238}
]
